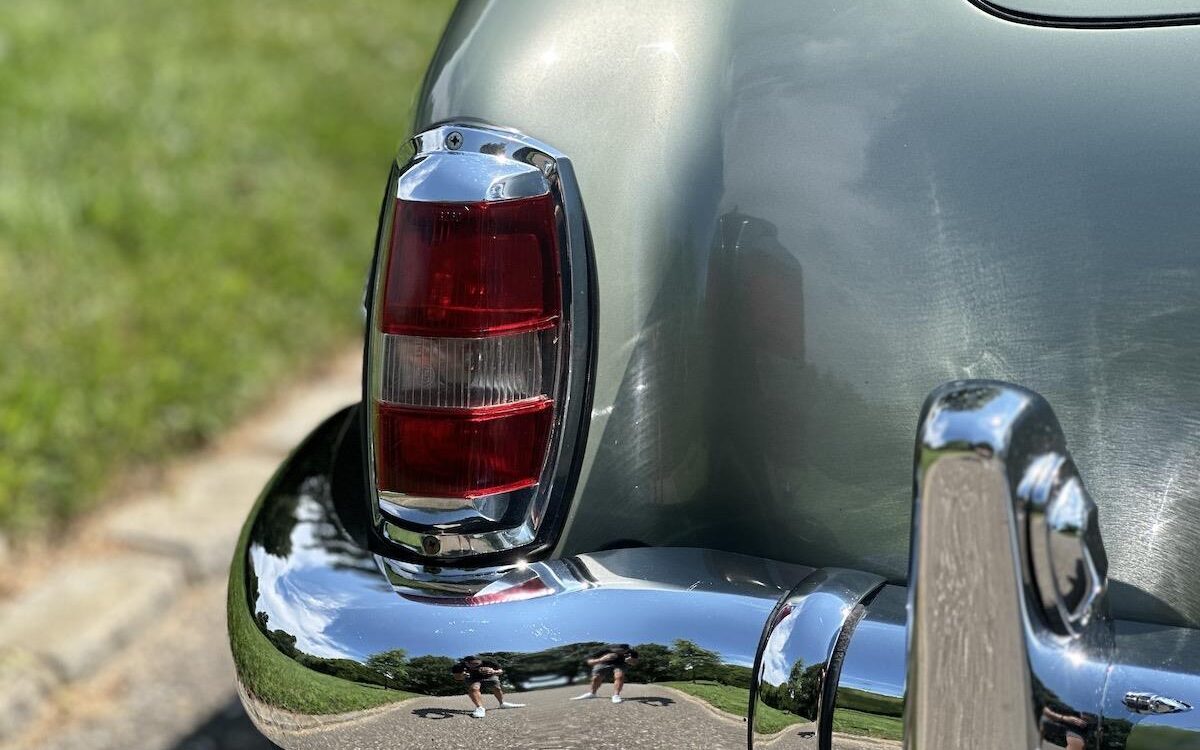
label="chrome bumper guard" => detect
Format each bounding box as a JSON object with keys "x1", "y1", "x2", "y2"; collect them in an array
[{"x1": 229, "y1": 382, "x2": 1200, "y2": 749}]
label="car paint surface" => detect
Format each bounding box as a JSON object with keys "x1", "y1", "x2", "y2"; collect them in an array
[{"x1": 414, "y1": 0, "x2": 1200, "y2": 627}]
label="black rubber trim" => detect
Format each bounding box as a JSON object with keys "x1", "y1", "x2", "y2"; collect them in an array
[
  {"x1": 968, "y1": 0, "x2": 1200, "y2": 28},
  {"x1": 745, "y1": 580, "x2": 886, "y2": 750},
  {"x1": 818, "y1": 600, "x2": 871, "y2": 750}
]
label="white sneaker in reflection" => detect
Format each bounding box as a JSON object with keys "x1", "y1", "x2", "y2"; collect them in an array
[
  {"x1": 499, "y1": 702, "x2": 525, "y2": 708},
  {"x1": 611, "y1": 695, "x2": 623, "y2": 704},
  {"x1": 472, "y1": 707, "x2": 486, "y2": 718},
  {"x1": 571, "y1": 692, "x2": 597, "y2": 700}
]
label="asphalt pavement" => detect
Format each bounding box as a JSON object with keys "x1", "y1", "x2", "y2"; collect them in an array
[
  {"x1": 2, "y1": 573, "x2": 752, "y2": 750},
  {"x1": 3, "y1": 578, "x2": 275, "y2": 750},
  {"x1": 251, "y1": 683, "x2": 749, "y2": 750}
]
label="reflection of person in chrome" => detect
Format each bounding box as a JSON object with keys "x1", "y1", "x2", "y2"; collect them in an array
[
  {"x1": 451, "y1": 655, "x2": 525, "y2": 719},
  {"x1": 571, "y1": 643, "x2": 640, "y2": 703},
  {"x1": 1040, "y1": 705, "x2": 1089, "y2": 750}
]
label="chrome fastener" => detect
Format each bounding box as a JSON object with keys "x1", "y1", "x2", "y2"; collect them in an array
[{"x1": 1124, "y1": 692, "x2": 1193, "y2": 715}]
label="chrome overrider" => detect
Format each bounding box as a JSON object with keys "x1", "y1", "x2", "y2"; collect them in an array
[
  {"x1": 229, "y1": 381, "x2": 1200, "y2": 749},
  {"x1": 907, "y1": 381, "x2": 1199, "y2": 750}
]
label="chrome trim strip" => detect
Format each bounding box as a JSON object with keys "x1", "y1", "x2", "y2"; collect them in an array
[
  {"x1": 831, "y1": 585, "x2": 907, "y2": 748},
  {"x1": 395, "y1": 149, "x2": 549, "y2": 203},
  {"x1": 1123, "y1": 691, "x2": 1192, "y2": 715},
  {"x1": 1105, "y1": 620, "x2": 1200, "y2": 746},
  {"x1": 748, "y1": 568, "x2": 885, "y2": 749},
  {"x1": 968, "y1": 0, "x2": 1200, "y2": 29},
  {"x1": 378, "y1": 491, "x2": 509, "y2": 526},
  {"x1": 232, "y1": 395, "x2": 1200, "y2": 749}
]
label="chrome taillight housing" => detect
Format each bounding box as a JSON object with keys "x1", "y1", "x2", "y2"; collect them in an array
[{"x1": 364, "y1": 124, "x2": 593, "y2": 562}]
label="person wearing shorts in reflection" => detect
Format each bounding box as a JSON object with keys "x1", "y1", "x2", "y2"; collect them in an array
[
  {"x1": 451, "y1": 655, "x2": 525, "y2": 719},
  {"x1": 571, "y1": 644, "x2": 639, "y2": 703}
]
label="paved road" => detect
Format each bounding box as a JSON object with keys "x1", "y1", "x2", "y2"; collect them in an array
[
  {"x1": 3, "y1": 579, "x2": 275, "y2": 750},
  {"x1": 256, "y1": 683, "x2": 749, "y2": 750},
  {"x1": 2, "y1": 572, "x2": 752, "y2": 750},
  {"x1": 0, "y1": 571, "x2": 885, "y2": 750}
]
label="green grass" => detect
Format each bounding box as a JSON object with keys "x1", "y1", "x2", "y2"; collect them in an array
[
  {"x1": 228, "y1": 482, "x2": 416, "y2": 715},
  {"x1": 832, "y1": 707, "x2": 903, "y2": 742},
  {"x1": 833, "y1": 687, "x2": 903, "y2": 740},
  {"x1": 662, "y1": 681, "x2": 905, "y2": 741},
  {"x1": 0, "y1": 0, "x2": 453, "y2": 533},
  {"x1": 662, "y1": 680, "x2": 802, "y2": 735}
]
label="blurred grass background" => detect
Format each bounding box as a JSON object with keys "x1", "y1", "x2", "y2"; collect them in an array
[{"x1": 0, "y1": 0, "x2": 453, "y2": 534}]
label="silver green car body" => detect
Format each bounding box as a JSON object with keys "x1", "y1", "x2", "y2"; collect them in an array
[
  {"x1": 416, "y1": 0, "x2": 1200, "y2": 628},
  {"x1": 229, "y1": 3, "x2": 1200, "y2": 748}
]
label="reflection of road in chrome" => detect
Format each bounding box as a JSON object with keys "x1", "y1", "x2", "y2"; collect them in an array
[
  {"x1": 250, "y1": 683, "x2": 751, "y2": 749},
  {"x1": 751, "y1": 722, "x2": 901, "y2": 750},
  {"x1": 828, "y1": 735, "x2": 903, "y2": 750},
  {"x1": 753, "y1": 727, "x2": 901, "y2": 750}
]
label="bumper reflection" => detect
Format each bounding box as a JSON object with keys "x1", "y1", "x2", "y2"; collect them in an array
[{"x1": 230, "y1": 408, "x2": 813, "y2": 748}]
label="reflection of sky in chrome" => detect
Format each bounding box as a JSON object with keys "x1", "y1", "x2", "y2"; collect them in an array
[
  {"x1": 921, "y1": 389, "x2": 1028, "y2": 454},
  {"x1": 761, "y1": 612, "x2": 796, "y2": 687},
  {"x1": 251, "y1": 492, "x2": 776, "y2": 667},
  {"x1": 251, "y1": 547, "x2": 351, "y2": 659},
  {"x1": 249, "y1": 496, "x2": 363, "y2": 659}
]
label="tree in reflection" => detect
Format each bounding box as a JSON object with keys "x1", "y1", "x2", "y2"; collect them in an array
[
  {"x1": 789, "y1": 660, "x2": 824, "y2": 716},
  {"x1": 757, "y1": 658, "x2": 824, "y2": 718},
  {"x1": 251, "y1": 477, "x2": 379, "y2": 576},
  {"x1": 478, "y1": 642, "x2": 605, "y2": 688},
  {"x1": 298, "y1": 479, "x2": 384, "y2": 576},
  {"x1": 402, "y1": 655, "x2": 459, "y2": 696},
  {"x1": 668, "y1": 639, "x2": 722, "y2": 682},
  {"x1": 253, "y1": 633, "x2": 757, "y2": 696},
  {"x1": 629, "y1": 643, "x2": 673, "y2": 683},
  {"x1": 364, "y1": 649, "x2": 409, "y2": 688},
  {"x1": 255, "y1": 491, "x2": 301, "y2": 558}
]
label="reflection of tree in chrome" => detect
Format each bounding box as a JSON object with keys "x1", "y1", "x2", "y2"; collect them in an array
[
  {"x1": 365, "y1": 649, "x2": 410, "y2": 685},
  {"x1": 249, "y1": 581, "x2": 754, "y2": 697},
  {"x1": 630, "y1": 643, "x2": 673, "y2": 683},
  {"x1": 757, "y1": 659, "x2": 824, "y2": 719},
  {"x1": 403, "y1": 655, "x2": 459, "y2": 696},
  {"x1": 478, "y1": 642, "x2": 605, "y2": 689},
  {"x1": 669, "y1": 639, "x2": 722, "y2": 682}
]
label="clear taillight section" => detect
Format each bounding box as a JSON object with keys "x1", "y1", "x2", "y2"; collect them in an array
[
  {"x1": 371, "y1": 192, "x2": 563, "y2": 516},
  {"x1": 379, "y1": 331, "x2": 551, "y2": 409}
]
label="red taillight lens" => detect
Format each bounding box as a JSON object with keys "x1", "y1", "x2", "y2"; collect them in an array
[
  {"x1": 381, "y1": 195, "x2": 561, "y2": 337},
  {"x1": 367, "y1": 126, "x2": 588, "y2": 561},
  {"x1": 399, "y1": 578, "x2": 554, "y2": 607},
  {"x1": 372, "y1": 193, "x2": 562, "y2": 506},
  {"x1": 376, "y1": 399, "x2": 554, "y2": 498}
]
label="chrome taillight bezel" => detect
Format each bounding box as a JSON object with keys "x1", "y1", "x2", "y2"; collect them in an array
[{"x1": 362, "y1": 123, "x2": 594, "y2": 564}]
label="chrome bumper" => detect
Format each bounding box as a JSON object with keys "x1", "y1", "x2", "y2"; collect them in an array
[{"x1": 229, "y1": 383, "x2": 1200, "y2": 749}]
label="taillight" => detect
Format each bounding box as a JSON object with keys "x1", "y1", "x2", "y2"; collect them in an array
[
  {"x1": 399, "y1": 578, "x2": 554, "y2": 607},
  {"x1": 380, "y1": 196, "x2": 560, "y2": 337},
  {"x1": 365, "y1": 125, "x2": 591, "y2": 562}
]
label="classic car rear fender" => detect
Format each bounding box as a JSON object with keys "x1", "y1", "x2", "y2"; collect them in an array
[
  {"x1": 415, "y1": 0, "x2": 1200, "y2": 632},
  {"x1": 230, "y1": 384, "x2": 1200, "y2": 749}
]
